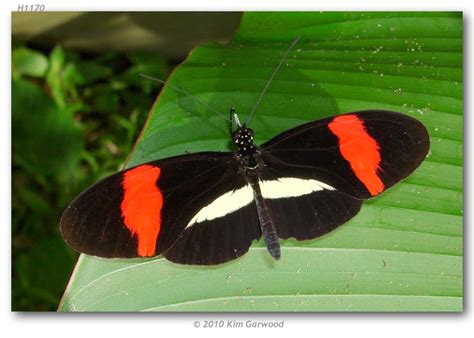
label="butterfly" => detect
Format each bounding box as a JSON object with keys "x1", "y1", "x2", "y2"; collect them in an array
[{"x1": 60, "y1": 39, "x2": 430, "y2": 265}]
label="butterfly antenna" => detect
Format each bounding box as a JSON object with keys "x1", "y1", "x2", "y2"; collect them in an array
[
  {"x1": 140, "y1": 74, "x2": 228, "y2": 122},
  {"x1": 244, "y1": 36, "x2": 301, "y2": 126}
]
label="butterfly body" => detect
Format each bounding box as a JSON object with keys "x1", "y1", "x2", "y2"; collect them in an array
[{"x1": 232, "y1": 125, "x2": 281, "y2": 260}]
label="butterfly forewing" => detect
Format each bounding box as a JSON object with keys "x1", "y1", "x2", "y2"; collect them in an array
[
  {"x1": 261, "y1": 110, "x2": 430, "y2": 199},
  {"x1": 60, "y1": 152, "x2": 260, "y2": 259}
]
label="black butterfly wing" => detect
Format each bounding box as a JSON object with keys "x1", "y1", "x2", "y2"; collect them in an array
[
  {"x1": 258, "y1": 110, "x2": 429, "y2": 240},
  {"x1": 261, "y1": 110, "x2": 430, "y2": 199},
  {"x1": 163, "y1": 199, "x2": 260, "y2": 265},
  {"x1": 258, "y1": 165, "x2": 363, "y2": 241},
  {"x1": 60, "y1": 151, "x2": 260, "y2": 263}
]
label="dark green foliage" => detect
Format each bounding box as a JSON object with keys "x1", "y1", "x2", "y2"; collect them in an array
[{"x1": 12, "y1": 45, "x2": 170, "y2": 311}]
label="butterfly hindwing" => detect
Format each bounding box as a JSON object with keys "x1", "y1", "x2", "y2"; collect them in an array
[
  {"x1": 163, "y1": 169, "x2": 262, "y2": 265},
  {"x1": 163, "y1": 201, "x2": 261, "y2": 265},
  {"x1": 256, "y1": 169, "x2": 363, "y2": 241}
]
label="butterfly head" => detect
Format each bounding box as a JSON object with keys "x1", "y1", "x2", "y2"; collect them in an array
[
  {"x1": 232, "y1": 125, "x2": 259, "y2": 168},
  {"x1": 232, "y1": 126, "x2": 255, "y2": 148},
  {"x1": 229, "y1": 108, "x2": 258, "y2": 163}
]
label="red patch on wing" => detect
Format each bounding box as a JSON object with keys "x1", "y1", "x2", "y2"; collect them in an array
[
  {"x1": 121, "y1": 165, "x2": 163, "y2": 257},
  {"x1": 328, "y1": 114, "x2": 384, "y2": 196}
]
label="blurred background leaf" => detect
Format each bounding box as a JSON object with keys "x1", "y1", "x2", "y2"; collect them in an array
[
  {"x1": 12, "y1": 47, "x2": 49, "y2": 78},
  {"x1": 12, "y1": 78, "x2": 83, "y2": 176}
]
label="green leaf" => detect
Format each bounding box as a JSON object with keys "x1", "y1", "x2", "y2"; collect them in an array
[
  {"x1": 15, "y1": 237, "x2": 76, "y2": 310},
  {"x1": 12, "y1": 79, "x2": 84, "y2": 177},
  {"x1": 120, "y1": 52, "x2": 169, "y2": 94},
  {"x1": 59, "y1": 12, "x2": 462, "y2": 312},
  {"x1": 46, "y1": 46, "x2": 85, "y2": 110},
  {"x1": 12, "y1": 47, "x2": 49, "y2": 78},
  {"x1": 74, "y1": 61, "x2": 113, "y2": 85}
]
